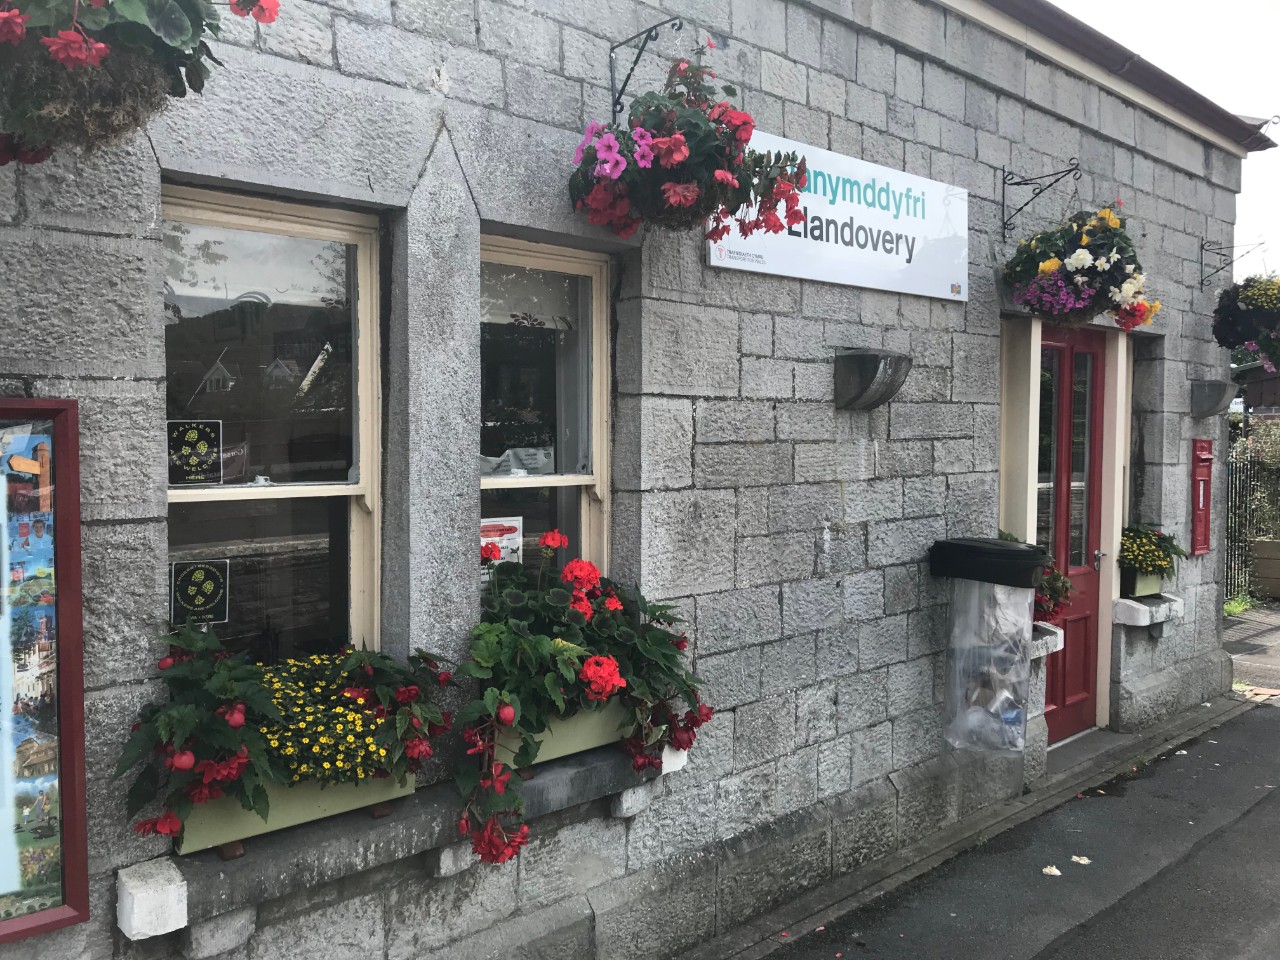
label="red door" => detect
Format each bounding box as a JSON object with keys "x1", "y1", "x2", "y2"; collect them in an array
[{"x1": 1038, "y1": 325, "x2": 1105, "y2": 743}]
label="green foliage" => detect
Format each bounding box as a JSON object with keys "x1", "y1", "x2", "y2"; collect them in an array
[
  {"x1": 1118, "y1": 526, "x2": 1187, "y2": 578},
  {"x1": 1224, "y1": 594, "x2": 1255, "y2": 618},
  {"x1": 115, "y1": 623, "x2": 449, "y2": 839}
]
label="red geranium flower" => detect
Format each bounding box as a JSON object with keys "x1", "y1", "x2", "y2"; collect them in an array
[
  {"x1": 560, "y1": 558, "x2": 601, "y2": 591},
  {"x1": 186, "y1": 782, "x2": 225, "y2": 805},
  {"x1": 604, "y1": 595, "x2": 624, "y2": 612},
  {"x1": 134, "y1": 810, "x2": 182, "y2": 836},
  {"x1": 480, "y1": 761, "x2": 512, "y2": 796},
  {"x1": 41, "y1": 29, "x2": 109, "y2": 67},
  {"x1": 538, "y1": 529, "x2": 569, "y2": 550},
  {"x1": 230, "y1": 0, "x2": 279, "y2": 20},
  {"x1": 570, "y1": 589, "x2": 594, "y2": 622},
  {"x1": 481, "y1": 541, "x2": 501, "y2": 563},
  {"x1": 579, "y1": 654, "x2": 626, "y2": 702},
  {"x1": 470, "y1": 816, "x2": 529, "y2": 864},
  {"x1": 0, "y1": 9, "x2": 28, "y2": 46},
  {"x1": 661, "y1": 181, "x2": 701, "y2": 208},
  {"x1": 404, "y1": 737, "x2": 433, "y2": 760},
  {"x1": 651, "y1": 132, "x2": 690, "y2": 168},
  {"x1": 713, "y1": 168, "x2": 739, "y2": 189}
]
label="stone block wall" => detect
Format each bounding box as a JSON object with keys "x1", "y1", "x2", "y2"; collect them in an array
[{"x1": 0, "y1": 0, "x2": 1243, "y2": 957}]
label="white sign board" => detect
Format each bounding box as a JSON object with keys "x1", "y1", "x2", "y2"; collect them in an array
[{"x1": 708, "y1": 132, "x2": 969, "y2": 301}]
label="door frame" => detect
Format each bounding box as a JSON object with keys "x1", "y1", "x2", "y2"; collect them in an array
[{"x1": 999, "y1": 318, "x2": 1131, "y2": 732}]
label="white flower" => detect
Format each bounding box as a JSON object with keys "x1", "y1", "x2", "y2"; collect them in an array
[
  {"x1": 1124, "y1": 263, "x2": 1135, "y2": 275},
  {"x1": 1064, "y1": 249, "x2": 1094, "y2": 272},
  {"x1": 1074, "y1": 274, "x2": 1090, "y2": 286}
]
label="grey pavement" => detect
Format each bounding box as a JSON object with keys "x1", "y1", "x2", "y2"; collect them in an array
[
  {"x1": 774, "y1": 702, "x2": 1280, "y2": 960},
  {"x1": 1224, "y1": 607, "x2": 1280, "y2": 687}
]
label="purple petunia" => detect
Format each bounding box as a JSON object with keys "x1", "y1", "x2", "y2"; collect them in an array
[{"x1": 1014, "y1": 270, "x2": 1097, "y2": 315}]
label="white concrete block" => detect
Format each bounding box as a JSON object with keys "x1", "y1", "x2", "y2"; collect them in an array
[
  {"x1": 1029, "y1": 622, "x2": 1065, "y2": 660},
  {"x1": 1113, "y1": 593, "x2": 1185, "y2": 627},
  {"x1": 609, "y1": 778, "x2": 660, "y2": 819},
  {"x1": 426, "y1": 841, "x2": 477, "y2": 878},
  {"x1": 117, "y1": 857, "x2": 187, "y2": 941}
]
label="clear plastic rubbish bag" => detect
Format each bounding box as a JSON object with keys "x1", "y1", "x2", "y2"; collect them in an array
[{"x1": 943, "y1": 578, "x2": 1033, "y2": 752}]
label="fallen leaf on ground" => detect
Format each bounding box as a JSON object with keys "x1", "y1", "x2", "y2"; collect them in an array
[
  {"x1": 1042, "y1": 865, "x2": 1062, "y2": 876},
  {"x1": 1071, "y1": 855, "x2": 1092, "y2": 864},
  {"x1": 816, "y1": 927, "x2": 825, "y2": 932}
]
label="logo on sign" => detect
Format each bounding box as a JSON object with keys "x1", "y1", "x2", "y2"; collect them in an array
[
  {"x1": 715, "y1": 246, "x2": 726, "y2": 261},
  {"x1": 951, "y1": 282, "x2": 962, "y2": 296}
]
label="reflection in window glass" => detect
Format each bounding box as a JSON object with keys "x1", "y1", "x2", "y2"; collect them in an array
[
  {"x1": 1069, "y1": 353, "x2": 1092, "y2": 568},
  {"x1": 163, "y1": 220, "x2": 357, "y2": 486},
  {"x1": 1036, "y1": 349, "x2": 1059, "y2": 557},
  {"x1": 479, "y1": 262, "x2": 591, "y2": 477},
  {"x1": 168, "y1": 498, "x2": 350, "y2": 661},
  {"x1": 480, "y1": 486, "x2": 581, "y2": 573}
]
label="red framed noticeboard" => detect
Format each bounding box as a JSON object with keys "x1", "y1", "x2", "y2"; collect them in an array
[{"x1": 0, "y1": 400, "x2": 88, "y2": 943}]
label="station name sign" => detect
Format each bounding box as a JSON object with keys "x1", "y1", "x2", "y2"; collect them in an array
[{"x1": 708, "y1": 132, "x2": 970, "y2": 302}]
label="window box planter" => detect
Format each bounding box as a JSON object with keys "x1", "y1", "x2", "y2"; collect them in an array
[
  {"x1": 1120, "y1": 569, "x2": 1162, "y2": 598},
  {"x1": 176, "y1": 777, "x2": 413, "y2": 855},
  {"x1": 496, "y1": 700, "x2": 631, "y2": 767}
]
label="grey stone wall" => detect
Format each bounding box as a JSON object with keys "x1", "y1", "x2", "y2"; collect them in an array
[{"x1": 0, "y1": 0, "x2": 1242, "y2": 957}]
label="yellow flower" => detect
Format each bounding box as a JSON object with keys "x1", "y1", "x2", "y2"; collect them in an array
[
  {"x1": 1038, "y1": 257, "x2": 1063, "y2": 275},
  {"x1": 1095, "y1": 208, "x2": 1121, "y2": 229},
  {"x1": 1080, "y1": 233, "x2": 1091, "y2": 246}
]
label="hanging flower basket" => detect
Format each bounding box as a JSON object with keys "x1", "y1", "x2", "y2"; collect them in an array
[
  {"x1": 455, "y1": 531, "x2": 713, "y2": 864},
  {"x1": 1003, "y1": 206, "x2": 1160, "y2": 331},
  {"x1": 568, "y1": 42, "x2": 807, "y2": 241},
  {"x1": 1212, "y1": 275, "x2": 1280, "y2": 372},
  {"x1": 0, "y1": 0, "x2": 280, "y2": 163},
  {"x1": 114, "y1": 624, "x2": 451, "y2": 849}
]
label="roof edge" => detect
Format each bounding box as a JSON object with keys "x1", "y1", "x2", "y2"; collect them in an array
[{"x1": 980, "y1": 0, "x2": 1276, "y2": 152}]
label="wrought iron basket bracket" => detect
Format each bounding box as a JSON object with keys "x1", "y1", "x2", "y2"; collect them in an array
[
  {"x1": 1000, "y1": 159, "x2": 1082, "y2": 242},
  {"x1": 1200, "y1": 239, "x2": 1265, "y2": 288},
  {"x1": 609, "y1": 16, "x2": 684, "y2": 122}
]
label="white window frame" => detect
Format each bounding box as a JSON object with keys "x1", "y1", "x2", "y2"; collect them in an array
[
  {"x1": 161, "y1": 186, "x2": 382, "y2": 649},
  {"x1": 479, "y1": 236, "x2": 611, "y2": 569}
]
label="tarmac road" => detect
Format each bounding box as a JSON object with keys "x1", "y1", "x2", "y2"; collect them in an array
[{"x1": 776, "y1": 701, "x2": 1280, "y2": 960}]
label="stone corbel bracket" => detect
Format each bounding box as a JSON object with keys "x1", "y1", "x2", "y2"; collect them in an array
[
  {"x1": 833, "y1": 349, "x2": 912, "y2": 410},
  {"x1": 1190, "y1": 380, "x2": 1238, "y2": 419}
]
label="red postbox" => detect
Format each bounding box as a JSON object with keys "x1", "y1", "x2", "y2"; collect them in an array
[{"x1": 1191, "y1": 439, "x2": 1213, "y2": 556}]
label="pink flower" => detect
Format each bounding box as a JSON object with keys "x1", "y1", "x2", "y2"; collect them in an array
[
  {"x1": 661, "y1": 181, "x2": 700, "y2": 208},
  {"x1": 1245, "y1": 340, "x2": 1259, "y2": 351},
  {"x1": 593, "y1": 132, "x2": 626, "y2": 180},
  {"x1": 573, "y1": 120, "x2": 605, "y2": 166},
  {"x1": 41, "y1": 29, "x2": 109, "y2": 67},
  {"x1": 713, "y1": 169, "x2": 739, "y2": 188},
  {"x1": 706, "y1": 36, "x2": 716, "y2": 49},
  {"x1": 631, "y1": 127, "x2": 655, "y2": 169},
  {"x1": 0, "y1": 8, "x2": 28, "y2": 46}
]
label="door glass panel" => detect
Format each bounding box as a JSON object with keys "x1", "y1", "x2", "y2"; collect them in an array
[
  {"x1": 1036, "y1": 349, "x2": 1060, "y2": 556},
  {"x1": 163, "y1": 221, "x2": 358, "y2": 487},
  {"x1": 1069, "y1": 352, "x2": 1093, "y2": 568},
  {"x1": 479, "y1": 263, "x2": 591, "y2": 478}
]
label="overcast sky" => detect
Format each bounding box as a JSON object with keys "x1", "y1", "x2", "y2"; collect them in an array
[{"x1": 1044, "y1": 0, "x2": 1277, "y2": 279}]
